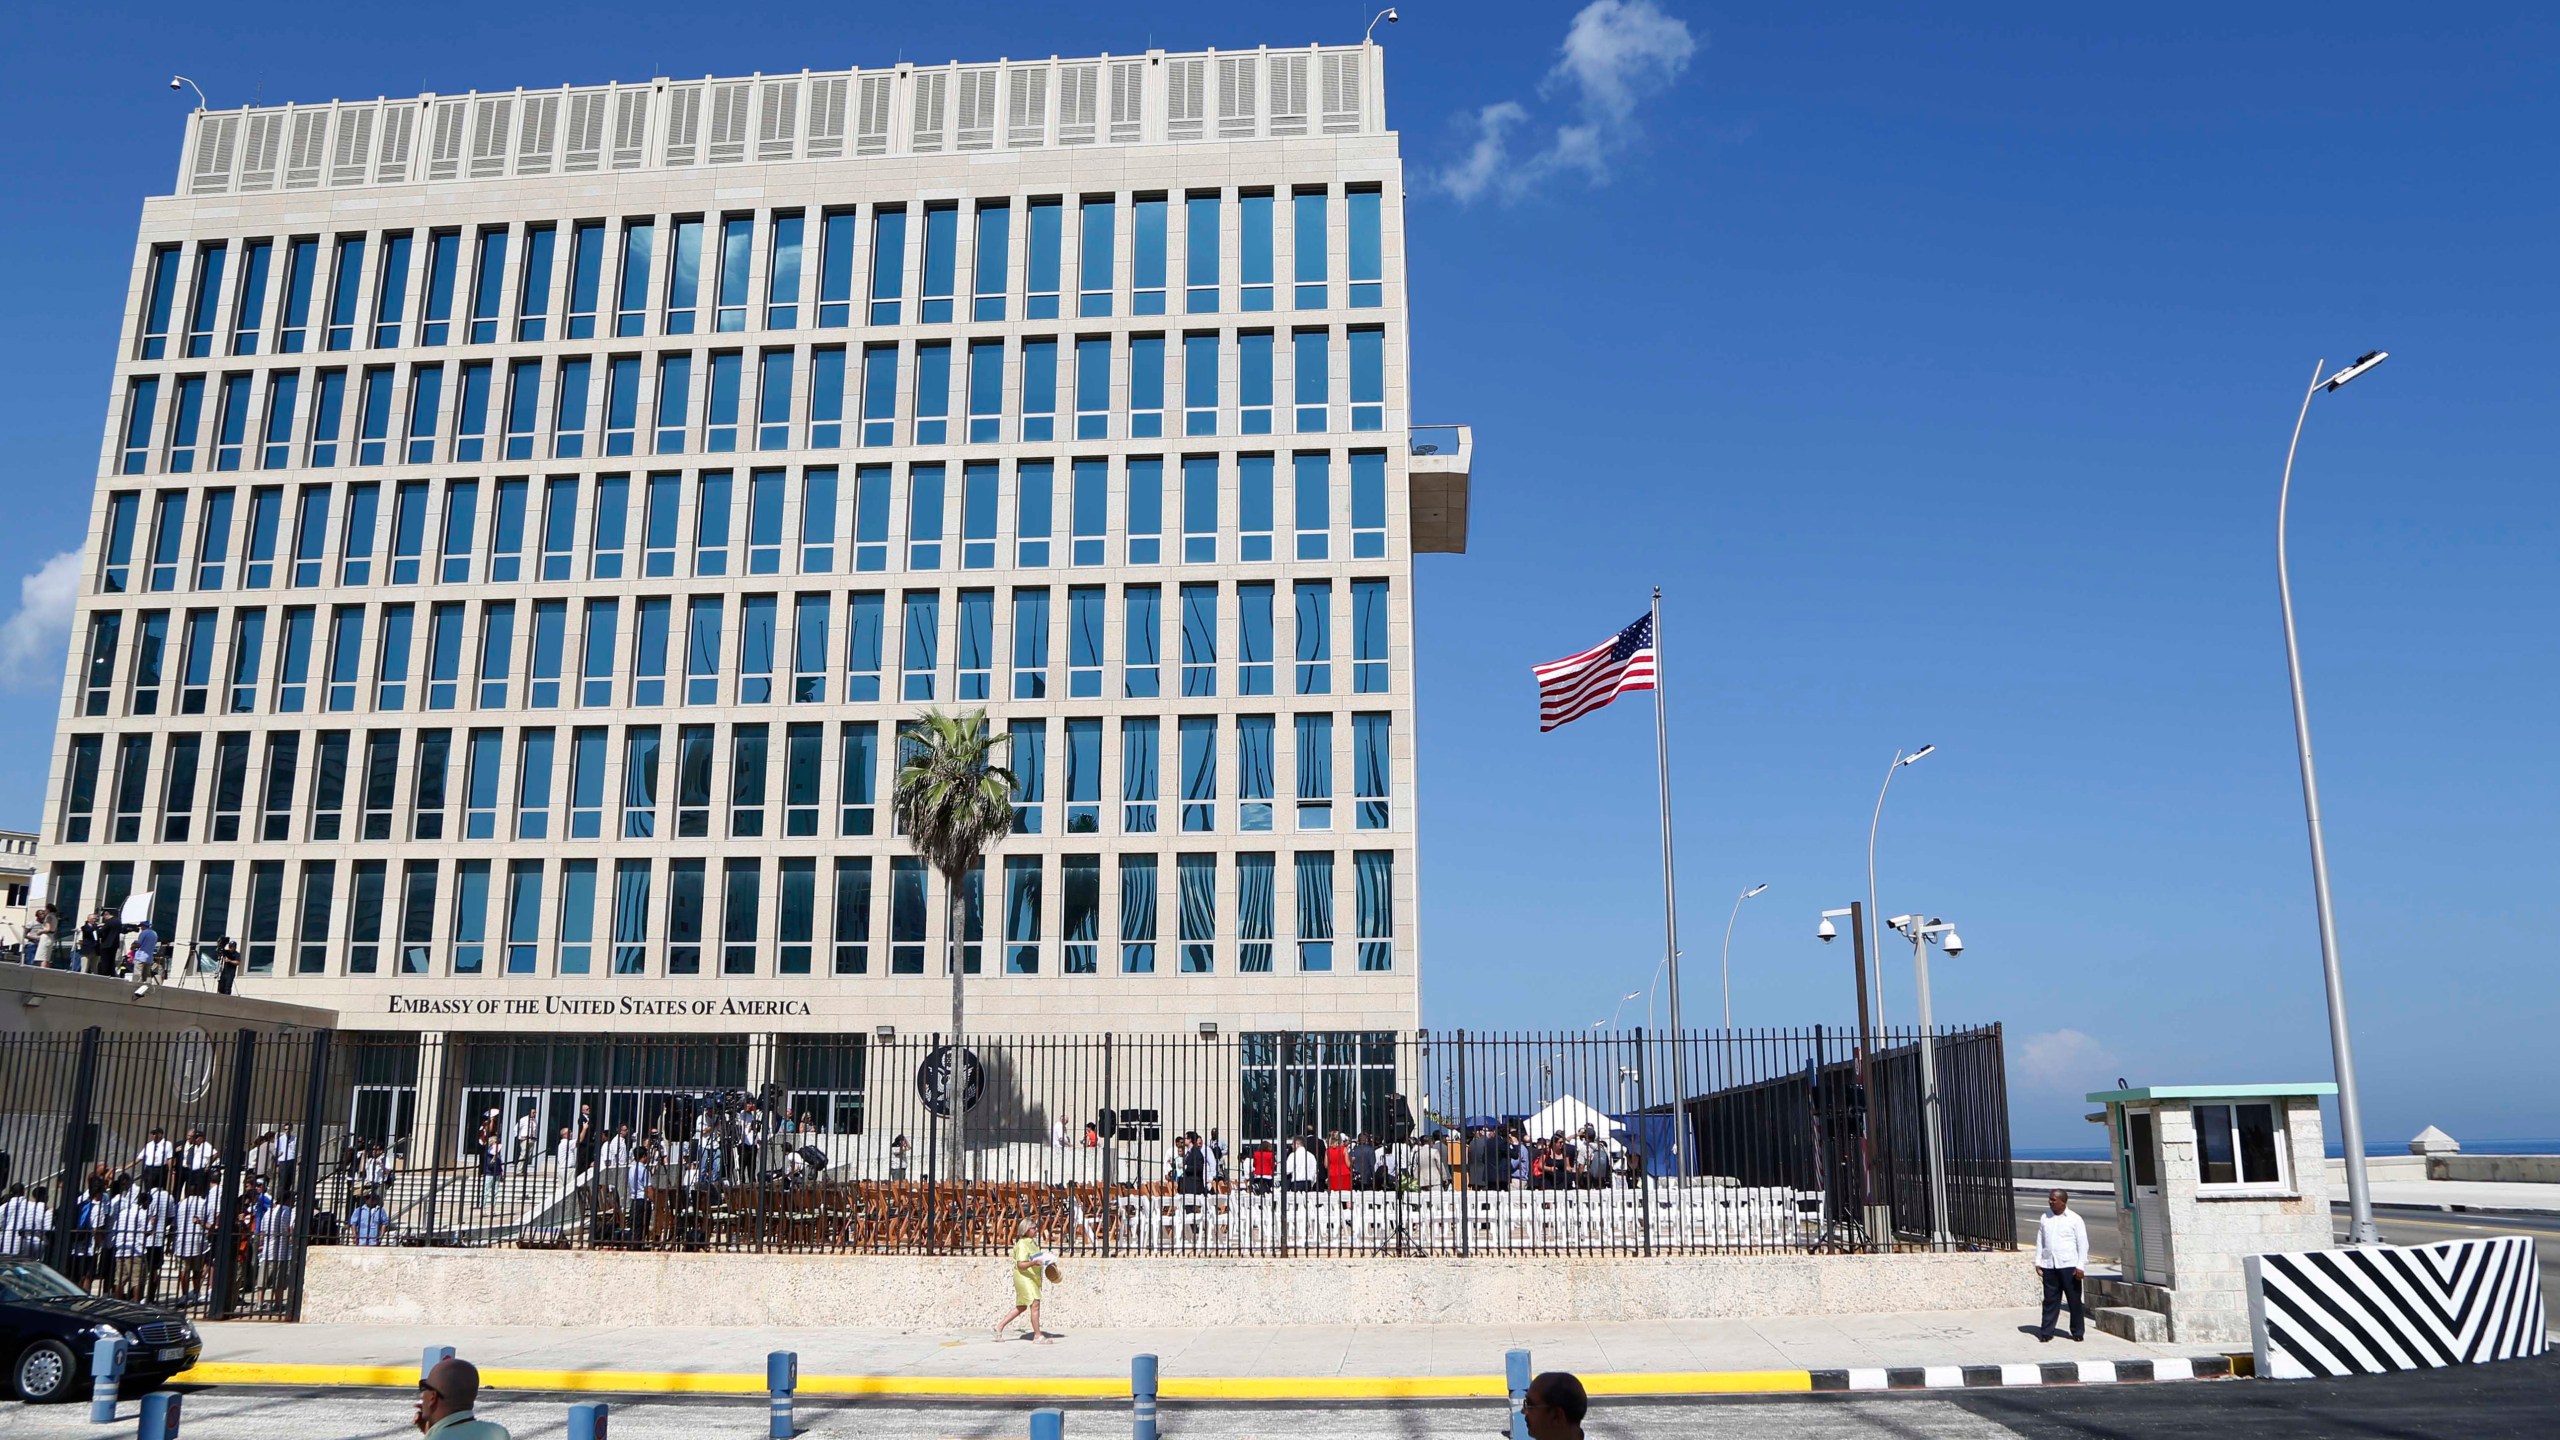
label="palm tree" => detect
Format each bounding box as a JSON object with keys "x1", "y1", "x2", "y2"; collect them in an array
[{"x1": 893, "y1": 709, "x2": 1014, "y2": 1183}]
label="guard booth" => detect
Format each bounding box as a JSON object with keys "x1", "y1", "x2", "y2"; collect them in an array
[{"x1": 2082, "y1": 1083, "x2": 2335, "y2": 1343}]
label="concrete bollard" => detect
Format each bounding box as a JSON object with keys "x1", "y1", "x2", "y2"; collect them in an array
[
  {"x1": 89, "y1": 1331, "x2": 129, "y2": 1424},
  {"x1": 420, "y1": 1346, "x2": 456, "y2": 1382},
  {"x1": 138, "y1": 1392, "x2": 182, "y2": 1440},
  {"x1": 767, "y1": 1350, "x2": 798, "y2": 1439},
  {"x1": 1505, "y1": 1348, "x2": 1532, "y2": 1440},
  {"x1": 1031, "y1": 1407, "x2": 1066, "y2": 1440},
  {"x1": 568, "y1": 1400, "x2": 609, "y2": 1440},
  {"x1": 1131, "y1": 1353, "x2": 1159, "y2": 1440}
]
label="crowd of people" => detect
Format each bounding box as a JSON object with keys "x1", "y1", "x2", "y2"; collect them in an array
[
  {"x1": 0, "y1": 1123, "x2": 306, "y2": 1310},
  {"x1": 1239, "y1": 1121, "x2": 1637, "y2": 1194},
  {"x1": 2, "y1": 903, "x2": 246, "y2": 992}
]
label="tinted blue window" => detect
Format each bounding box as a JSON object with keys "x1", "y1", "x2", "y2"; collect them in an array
[
  {"x1": 972, "y1": 204, "x2": 1009, "y2": 321},
  {"x1": 1132, "y1": 197, "x2": 1167, "y2": 315},
  {"x1": 1078, "y1": 199, "x2": 1115, "y2": 317}
]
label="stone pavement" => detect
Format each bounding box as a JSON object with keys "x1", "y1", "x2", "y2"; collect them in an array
[{"x1": 193, "y1": 1307, "x2": 2233, "y2": 1393}]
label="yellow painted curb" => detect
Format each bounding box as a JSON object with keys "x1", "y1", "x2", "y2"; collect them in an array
[{"x1": 185, "y1": 1361, "x2": 1817, "y2": 1400}]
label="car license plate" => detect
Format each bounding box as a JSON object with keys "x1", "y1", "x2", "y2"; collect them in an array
[{"x1": 158, "y1": 1347, "x2": 187, "y2": 1361}]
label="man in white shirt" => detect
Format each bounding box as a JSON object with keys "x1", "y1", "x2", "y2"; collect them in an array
[
  {"x1": 255, "y1": 1197, "x2": 297, "y2": 1301},
  {"x1": 108, "y1": 1178, "x2": 156, "y2": 1300},
  {"x1": 271, "y1": 1126, "x2": 301, "y2": 1199},
  {"x1": 178, "y1": 1130, "x2": 216, "y2": 1191},
  {"x1": 136, "y1": 1128, "x2": 175, "y2": 1191},
  {"x1": 625, "y1": 1147, "x2": 655, "y2": 1246},
  {"x1": 2033, "y1": 1188, "x2": 2091, "y2": 1342},
  {"x1": 173, "y1": 1183, "x2": 216, "y2": 1302},
  {"x1": 0, "y1": 1184, "x2": 49, "y2": 1257}
]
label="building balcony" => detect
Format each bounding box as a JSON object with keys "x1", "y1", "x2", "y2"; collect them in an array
[{"x1": 1407, "y1": 425, "x2": 1471, "y2": 554}]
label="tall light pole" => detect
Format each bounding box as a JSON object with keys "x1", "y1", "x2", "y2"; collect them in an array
[
  {"x1": 1720, "y1": 884, "x2": 1768, "y2": 1028},
  {"x1": 2277, "y1": 350, "x2": 2389, "y2": 1246},
  {"x1": 1867, "y1": 745, "x2": 1934, "y2": 1026},
  {"x1": 1886, "y1": 914, "x2": 1964, "y2": 1247},
  {"x1": 1818, "y1": 904, "x2": 1880, "y2": 1248}
]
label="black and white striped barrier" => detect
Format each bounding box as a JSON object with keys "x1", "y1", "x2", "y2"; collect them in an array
[
  {"x1": 2246, "y1": 1235, "x2": 2548, "y2": 1380},
  {"x1": 1809, "y1": 1356, "x2": 2233, "y2": 1390}
]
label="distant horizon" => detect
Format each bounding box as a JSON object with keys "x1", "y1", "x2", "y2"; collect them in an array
[{"x1": 2018, "y1": 1137, "x2": 2560, "y2": 1161}]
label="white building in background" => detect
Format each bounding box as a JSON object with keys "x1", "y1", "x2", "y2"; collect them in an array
[{"x1": 40, "y1": 45, "x2": 1471, "y2": 1141}]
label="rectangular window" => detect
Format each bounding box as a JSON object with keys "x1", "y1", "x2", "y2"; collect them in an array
[
  {"x1": 516, "y1": 728, "x2": 556, "y2": 839},
  {"x1": 464, "y1": 228, "x2": 506, "y2": 344},
  {"x1": 889, "y1": 855, "x2": 927, "y2": 974},
  {"x1": 578, "y1": 597, "x2": 618, "y2": 707},
  {"x1": 831, "y1": 856, "x2": 872, "y2": 974},
  {"x1": 767, "y1": 212, "x2": 804, "y2": 329},
  {"x1": 275, "y1": 604, "x2": 316, "y2": 712},
  {"x1": 1294, "y1": 452, "x2": 1331, "y2": 560},
  {"x1": 419, "y1": 230, "x2": 458, "y2": 346},
  {"x1": 1348, "y1": 188, "x2": 1383, "y2": 307},
  {"x1": 1013, "y1": 459, "x2": 1054, "y2": 568},
  {"x1": 1065, "y1": 717, "x2": 1101, "y2": 835},
  {"x1": 1297, "y1": 713, "x2": 1334, "y2": 829},
  {"x1": 214, "y1": 375, "x2": 252, "y2": 471},
  {"x1": 1012, "y1": 587, "x2": 1051, "y2": 699},
  {"x1": 2194, "y1": 1103, "x2": 2289, "y2": 1189},
  {"x1": 604, "y1": 355, "x2": 641, "y2": 455},
  {"x1": 1026, "y1": 198, "x2": 1062, "y2": 319},
  {"x1": 1353, "y1": 578, "x2": 1391, "y2": 694},
  {"x1": 535, "y1": 475, "x2": 577, "y2": 581},
  {"x1": 1294, "y1": 328, "x2": 1329, "y2": 433},
  {"x1": 757, "y1": 349, "x2": 793, "y2": 450},
  {"x1": 195, "y1": 486, "x2": 235, "y2": 590},
  {"x1": 1241, "y1": 191, "x2": 1275, "y2": 311},
  {"x1": 324, "y1": 235, "x2": 366, "y2": 350},
  {"x1": 179, "y1": 608, "x2": 217, "y2": 713},
  {"x1": 375, "y1": 603, "x2": 414, "y2": 709},
  {"x1": 972, "y1": 202, "x2": 1010, "y2": 321},
  {"x1": 393, "y1": 861, "x2": 436, "y2": 973},
  {"x1": 290, "y1": 484, "x2": 331, "y2": 587},
  {"x1": 642, "y1": 472, "x2": 680, "y2": 576},
  {"x1": 1078, "y1": 197, "x2": 1115, "y2": 317},
  {"x1": 901, "y1": 589, "x2": 939, "y2": 701},
  {"x1": 1067, "y1": 585, "x2": 1104, "y2": 698},
  {"x1": 243, "y1": 860, "x2": 285, "y2": 973},
  {"x1": 206, "y1": 732, "x2": 251, "y2": 842},
  {"x1": 590, "y1": 473, "x2": 629, "y2": 579},
  {"x1": 791, "y1": 591, "x2": 830, "y2": 702},
  {"x1": 1237, "y1": 851, "x2": 1275, "y2": 971},
  {"x1": 778, "y1": 856, "x2": 815, "y2": 973},
  {"x1": 817, "y1": 209, "x2": 856, "y2": 328},
  {"x1": 740, "y1": 592, "x2": 777, "y2": 702},
  {"x1": 100, "y1": 491, "x2": 142, "y2": 592},
  {"x1": 685, "y1": 596, "x2": 724, "y2": 705},
  {"x1": 166, "y1": 375, "x2": 207, "y2": 473},
  {"x1": 489, "y1": 476, "x2": 529, "y2": 582},
  {"x1": 621, "y1": 725, "x2": 660, "y2": 837},
  {"x1": 403, "y1": 364, "x2": 445, "y2": 464},
  {"x1": 1074, "y1": 337, "x2": 1110, "y2": 440},
  {"x1": 374, "y1": 231, "x2": 414, "y2": 347},
  {"x1": 868, "y1": 206, "x2": 907, "y2": 324},
  {"x1": 461, "y1": 727, "x2": 501, "y2": 838},
  {"x1": 1123, "y1": 456, "x2": 1162, "y2": 564},
  {"x1": 1238, "y1": 580, "x2": 1274, "y2": 696},
  {"x1": 501, "y1": 357, "x2": 541, "y2": 460},
  {"x1": 324, "y1": 604, "x2": 364, "y2": 711},
  {"x1": 409, "y1": 729, "x2": 449, "y2": 841},
  {"x1": 565, "y1": 219, "x2": 604, "y2": 339},
  {"x1": 1356, "y1": 850, "x2": 1393, "y2": 970},
  {"x1": 118, "y1": 378, "x2": 159, "y2": 476},
  {"x1": 1120, "y1": 854, "x2": 1158, "y2": 972},
  {"x1": 438, "y1": 479, "x2": 477, "y2": 583},
  {"x1": 1121, "y1": 717, "x2": 1159, "y2": 833},
  {"x1": 675, "y1": 724, "x2": 714, "y2": 838},
  {"x1": 784, "y1": 721, "x2": 822, "y2": 836},
  {"x1": 967, "y1": 339, "x2": 1003, "y2": 443},
  {"x1": 730, "y1": 724, "x2": 769, "y2": 838},
  {"x1": 156, "y1": 734, "x2": 198, "y2": 841},
  {"x1": 359, "y1": 730, "x2": 399, "y2": 840},
  {"x1": 1181, "y1": 455, "x2": 1220, "y2": 563},
  {"x1": 347, "y1": 859, "x2": 388, "y2": 973},
  {"x1": 476, "y1": 600, "x2": 516, "y2": 708},
  {"x1": 146, "y1": 491, "x2": 186, "y2": 592},
  {"x1": 1350, "y1": 326, "x2": 1384, "y2": 431},
  {"x1": 1021, "y1": 338, "x2": 1058, "y2": 442},
  {"x1": 907, "y1": 463, "x2": 946, "y2": 569},
  {"x1": 859, "y1": 344, "x2": 897, "y2": 447},
  {"x1": 258, "y1": 372, "x2": 300, "y2": 470},
  {"x1": 1355, "y1": 713, "x2": 1391, "y2": 830},
  {"x1": 1184, "y1": 333, "x2": 1220, "y2": 436},
  {"x1": 1295, "y1": 580, "x2": 1333, "y2": 694},
  {"x1": 110, "y1": 733, "x2": 153, "y2": 842},
  {"x1": 558, "y1": 858, "x2": 597, "y2": 973},
  {"x1": 1008, "y1": 718, "x2": 1045, "y2": 834},
  {"x1": 956, "y1": 588, "x2": 993, "y2": 701},
  {"x1": 1003, "y1": 855, "x2": 1042, "y2": 973},
  {"x1": 1295, "y1": 851, "x2": 1335, "y2": 971},
  {"x1": 612, "y1": 859, "x2": 651, "y2": 974},
  {"x1": 748, "y1": 469, "x2": 786, "y2": 574},
  {"x1": 913, "y1": 341, "x2": 951, "y2": 444},
  {"x1": 1180, "y1": 715, "x2": 1217, "y2": 833},
  {"x1": 80, "y1": 613, "x2": 122, "y2": 716},
  {"x1": 1124, "y1": 584, "x2": 1161, "y2": 698},
  {"x1": 185, "y1": 241, "x2": 228, "y2": 357},
  {"x1": 1294, "y1": 189, "x2": 1328, "y2": 309},
  {"x1": 58, "y1": 735, "x2": 102, "y2": 843},
  {"x1": 1129, "y1": 335, "x2": 1164, "y2": 437},
  {"x1": 1132, "y1": 195, "x2": 1167, "y2": 315},
  {"x1": 244, "y1": 486, "x2": 286, "y2": 590},
  {"x1": 920, "y1": 203, "x2": 957, "y2": 323},
  {"x1": 1062, "y1": 853, "x2": 1100, "y2": 974},
  {"x1": 706, "y1": 350, "x2": 743, "y2": 452},
  {"x1": 655, "y1": 352, "x2": 692, "y2": 453},
  {"x1": 452, "y1": 361, "x2": 491, "y2": 461},
  {"x1": 845, "y1": 590, "x2": 884, "y2": 701},
  {"x1": 694, "y1": 470, "x2": 733, "y2": 576},
  {"x1": 554, "y1": 357, "x2": 592, "y2": 457},
  {"x1": 1186, "y1": 193, "x2": 1220, "y2": 312},
  {"x1": 604, "y1": 219, "x2": 655, "y2": 338},
  {"x1": 838, "y1": 720, "x2": 877, "y2": 836},
  {"x1": 528, "y1": 597, "x2": 567, "y2": 707},
  {"x1": 667, "y1": 858, "x2": 705, "y2": 974},
  {"x1": 1181, "y1": 582, "x2": 1218, "y2": 696},
  {"x1": 424, "y1": 601, "x2": 463, "y2": 710},
  {"x1": 516, "y1": 224, "x2": 556, "y2": 341},
  {"x1": 138, "y1": 244, "x2": 180, "y2": 358},
  {"x1": 1178, "y1": 852, "x2": 1217, "y2": 973},
  {"x1": 664, "y1": 216, "x2": 703, "y2": 334},
  {"x1": 259, "y1": 731, "x2": 300, "y2": 842},
  {"x1": 277, "y1": 236, "x2": 320, "y2": 353},
  {"x1": 233, "y1": 238, "x2": 275, "y2": 354}
]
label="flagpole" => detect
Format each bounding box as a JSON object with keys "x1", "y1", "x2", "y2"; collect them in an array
[{"x1": 1651, "y1": 586, "x2": 1691, "y2": 1187}]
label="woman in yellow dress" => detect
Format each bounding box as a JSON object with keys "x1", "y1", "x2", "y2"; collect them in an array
[{"x1": 993, "y1": 1218, "x2": 1055, "y2": 1343}]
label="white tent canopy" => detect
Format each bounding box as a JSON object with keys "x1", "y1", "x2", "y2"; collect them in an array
[{"x1": 1523, "y1": 1093, "x2": 1621, "y2": 1139}]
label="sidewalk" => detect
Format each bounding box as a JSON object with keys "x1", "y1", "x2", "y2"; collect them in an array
[{"x1": 192, "y1": 1310, "x2": 2240, "y2": 1399}]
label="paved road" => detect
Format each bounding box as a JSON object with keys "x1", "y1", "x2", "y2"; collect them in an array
[
  {"x1": 5, "y1": 1359, "x2": 2555, "y2": 1439},
  {"x1": 2012, "y1": 1189, "x2": 2560, "y2": 1323}
]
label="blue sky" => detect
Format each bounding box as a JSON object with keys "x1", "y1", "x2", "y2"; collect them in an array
[{"x1": 0, "y1": 4, "x2": 2551, "y2": 1148}]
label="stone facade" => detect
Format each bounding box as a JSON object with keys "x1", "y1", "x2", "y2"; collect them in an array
[{"x1": 2102, "y1": 1092, "x2": 2333, "y2": 1344}]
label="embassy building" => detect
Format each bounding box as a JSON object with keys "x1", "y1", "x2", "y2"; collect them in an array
[{"x1": 40, "y1": 43, "x2": 1471, "y2": 1148}]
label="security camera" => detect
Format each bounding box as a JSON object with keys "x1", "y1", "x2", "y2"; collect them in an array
[
  {"x1": 169, "y1": 78, "x2": 183, "y2": 91},
  {"x1": 1939, "y1": 931, "x2": 1965, "y2": 957},
  {"x1": 1385, "y1": 7, "x2": 1400, "y2": 20},
  {"x1": 1815, "y1": 917, "x2": 1837, "y2": 943}
]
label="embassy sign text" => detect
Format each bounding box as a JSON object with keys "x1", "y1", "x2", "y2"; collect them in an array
[{"x1": 386, "y1": 995, "x2": 813, "y2": 1019}]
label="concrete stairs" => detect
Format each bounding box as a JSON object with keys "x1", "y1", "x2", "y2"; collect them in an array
[{"x1": 2085, "y1": 1271, "x2": 2173, "y2": 1343}]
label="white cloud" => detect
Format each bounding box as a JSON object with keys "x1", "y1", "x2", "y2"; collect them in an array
[
  {"x1": 1434, "y1": 0, "x2": 1699, "y2": 203},
  {"x1": 0, "y1": 550, "x2": 81, "y2": 690},
  {"x1": 2015, "y1": 1028, "x2": 2116, "y2": 1096}
]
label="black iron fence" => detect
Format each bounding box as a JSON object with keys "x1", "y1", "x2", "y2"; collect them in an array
[{"x1": 0, "y1": 1025, "x2": 2010, "y2": 1320}]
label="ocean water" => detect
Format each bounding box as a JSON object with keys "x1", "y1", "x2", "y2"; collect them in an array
[{"x1": 2016, "y1": 1138, "x2": 2560, "y2": 1162}]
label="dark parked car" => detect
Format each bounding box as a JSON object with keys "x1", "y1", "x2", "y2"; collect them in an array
[{"x1": 1, "y1": 1261, "x2": 200, "y2": 1403}]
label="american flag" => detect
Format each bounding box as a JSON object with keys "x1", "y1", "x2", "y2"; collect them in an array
[{"x1": 1534, "y1": 614, "x2": 1658, "y2": 732}]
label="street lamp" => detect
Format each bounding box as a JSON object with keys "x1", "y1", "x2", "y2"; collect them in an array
[
  {"x1": 1720, "y1": 884, "x2": 1768, "y2": 1029},
  {"x1": 1867, "y1": 745, "x2": 1935, "y2": 1026},
  {"x1": 1364, "y1": 8, "x2": 1400, "y2": 44},
  {"x1": 2276, "y1": 350, "x2": 2389, "y2": 1246},
  {"x1": 1885, "y1": 913, "x2": 1964, "y2": 1247},
  {"x1": 169, "y1": 76, "x2": 209, "y2": 111},
  {"x1": 1594, "y1": 990, "x2": 1642, "y2": 1030},
  {"x1": 1817, "y1": 904, "x2": 1880, "y2": 1246}
]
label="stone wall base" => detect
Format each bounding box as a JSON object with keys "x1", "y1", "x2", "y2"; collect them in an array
[{"x1": 305, "y1": 1246, "x2": 2037, "y2": 1329}]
